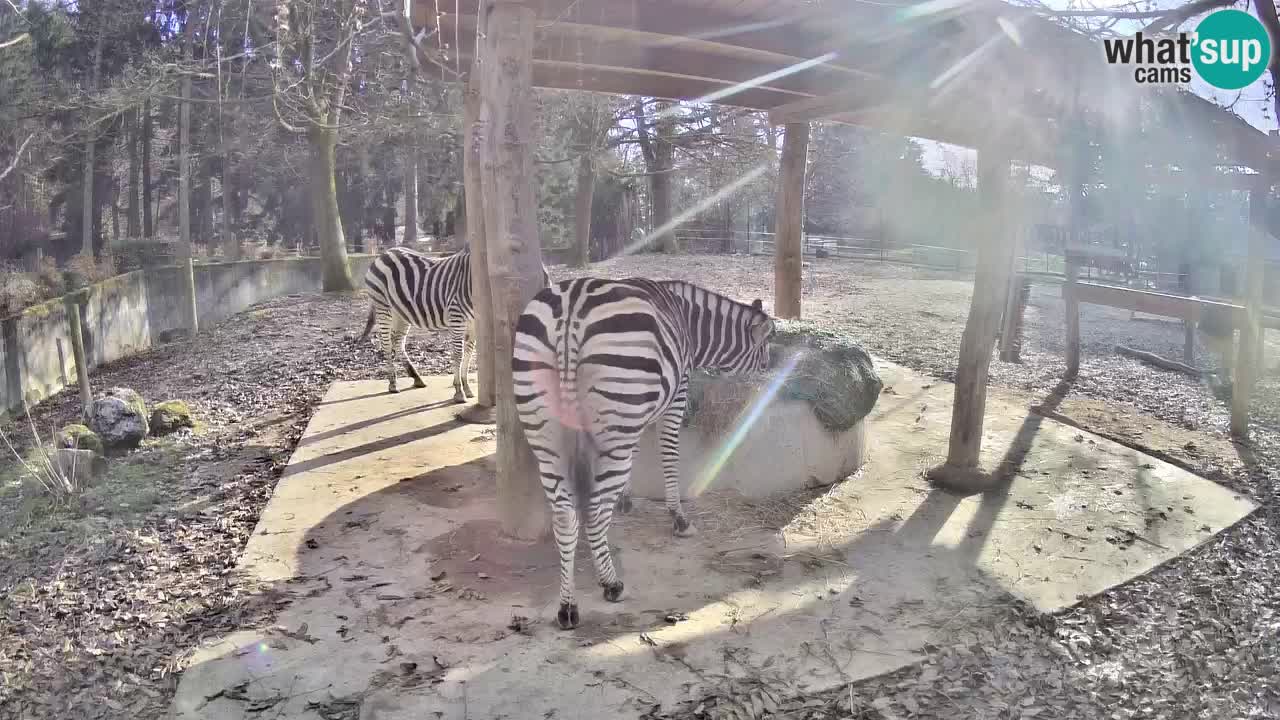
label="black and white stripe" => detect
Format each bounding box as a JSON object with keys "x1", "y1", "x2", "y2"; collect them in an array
[{"x1": 512, "y1": 277, "x2": 775, "y2": 629}]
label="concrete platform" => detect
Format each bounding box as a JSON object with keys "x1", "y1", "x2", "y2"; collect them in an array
[{"x1": 172, "y1": 363, "x2": 1255, "y2": 720}]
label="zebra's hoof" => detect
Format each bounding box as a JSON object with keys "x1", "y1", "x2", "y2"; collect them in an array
[
  {"x1": 557, "y1": 602, "x2": 580, "y2": 629},
  {"x1": 673, "y1": 514, "x2": 698, "y2": 538},
  {"x1": 413, "y1": 379, "x2": 428, "y2": 389},
  {"x1": 602, "y1": 581, "x2": 624, "y2": 603},
  {"x1": 452, "y1": 391, "x2": 467, "y2": 403},
  {"x1": 387, "y1": 386, "x2": 400, "y2": 394},
  {"x1": 617, "y1": 495, "x2": 634, "y2": 514}
]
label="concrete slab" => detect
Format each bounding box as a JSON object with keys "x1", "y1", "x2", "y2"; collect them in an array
[{"x1": 172, "y1": 365, "x2": 1255, "y2": 720}]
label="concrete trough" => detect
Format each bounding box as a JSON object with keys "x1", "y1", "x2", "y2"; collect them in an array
[
  {"x1": 630, "y1": 389, "x2": 871, "y2": 499},
  {"x1": 632, "y1": 320, "x2": 883, "y2": 500}
]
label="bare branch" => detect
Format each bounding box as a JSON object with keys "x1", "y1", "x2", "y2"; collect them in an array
[
  {"x1": 0, "y1": 32, "x2": 31, "y2": 51},
  {"x1": 0, "y1": 132, "x2": 35, "y2": 182}
]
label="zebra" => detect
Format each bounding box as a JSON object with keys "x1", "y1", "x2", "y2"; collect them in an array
[
  {"x1": 358, "y1": 246, "x2": 550, "y2": 401},
  {"x1": 512, "y1": 277, "x2": 776, "y2": 629}
]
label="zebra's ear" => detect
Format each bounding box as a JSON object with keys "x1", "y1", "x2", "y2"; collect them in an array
[{"x1": 751, "y1": 298, "x2": 763, "y2": 311}]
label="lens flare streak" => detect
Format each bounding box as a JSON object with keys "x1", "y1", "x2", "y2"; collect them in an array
[
  {"x1": 689, "y1": 350, "x2": 804, "y2": 497},
  {"x1": 615, "y1": 164, "x2": 769, "y2": 258}
]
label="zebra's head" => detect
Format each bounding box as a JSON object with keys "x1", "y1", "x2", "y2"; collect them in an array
[{"x1": 722, "y1": 298, "x2": 775, "y2": 374}]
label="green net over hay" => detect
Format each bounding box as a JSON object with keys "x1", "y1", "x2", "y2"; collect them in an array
[{"x1": 683, "y1": 319, "x2": 883, "y2": 435}]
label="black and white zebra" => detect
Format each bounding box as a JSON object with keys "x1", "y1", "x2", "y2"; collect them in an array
[
  {"x1": 358, "y1": 246, "x2": 475, "y2": 400},
  {"x1": 512, "y1": 277, "x2": 776, "y2": 629},
  {"x1": 359, "y1": 246, "x2": 551, "y2": 400}
]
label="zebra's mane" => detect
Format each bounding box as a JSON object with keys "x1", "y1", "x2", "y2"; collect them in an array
[{"x1": 654, "y1": 279, "x2": 766, "y2": 319}]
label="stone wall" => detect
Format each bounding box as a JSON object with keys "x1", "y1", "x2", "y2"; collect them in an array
[{"x1": 0, "y1": 256, "x2": 376, "y2": 414}]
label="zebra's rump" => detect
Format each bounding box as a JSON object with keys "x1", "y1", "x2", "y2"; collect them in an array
[{"x1": 513, "y1": 278, "x2": 685, "y2": 437}]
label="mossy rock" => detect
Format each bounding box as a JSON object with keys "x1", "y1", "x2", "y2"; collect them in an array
[
  {"x1": 55, "y1": 424, "x2": 104, "y2": 455},
  {"x1": 89, "y1": 388, "x2": 150, "y2": 451},
  {"x1": 150, "y1": 400, "x2": 195, "y2": 436},
  {"x1": 685, "y1": 319, "x2": 883, "y2": 434}
]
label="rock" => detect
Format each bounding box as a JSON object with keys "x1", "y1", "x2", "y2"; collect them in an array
[
  {"x1": 150, "y1": 400, "x2": 195, "y2": 436},
  {"x1": 54, "y1": 423, "x2": 104, "y2": 455},
  {"x1": 89, "y1": 387, "x2": 149, "y2": 451},
  {"x1": 158, "y1": 328, "x2": 192, "y2": 343},
  {"x1": 49, "y1": 448, "x2": 107, "y2": 487}
]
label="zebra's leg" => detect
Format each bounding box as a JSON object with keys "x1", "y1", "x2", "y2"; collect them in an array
[
  {"x1": 403, "y1": 342, "x2": 427, "y2": 390},
  {"x1": 586, "y1": 447, "x2": 632, "y2": 602},
  {"x1": 449, "y1": 320, "x2": 467, "y2": 402},
  {"x1": 616, "y1": 489, "x2": 633, "y2": 514},
  {"x1": 522, "y1": 410, "x2": 580, "y2": 628},
  {"x1": 551, "y1": 502, "x2": 582, "y2": 628},
  {"x1": 661, "y1": 377, "x2": 696, "y2": 537},
  {"x1": 382, "y1": 315, "x2": 409, "y2": 394},
  {"x1": 459, "y1": 320, "x2": 475, "y2": 399}
]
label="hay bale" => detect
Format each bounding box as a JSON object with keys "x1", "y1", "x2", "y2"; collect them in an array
[{"x1": 684, "y1": 319, "x2": 882, "y2": 435}]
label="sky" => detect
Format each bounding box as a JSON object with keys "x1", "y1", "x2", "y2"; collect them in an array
[{"x1": 916, "y1": 0, "x2": 1278, "y2": 179}]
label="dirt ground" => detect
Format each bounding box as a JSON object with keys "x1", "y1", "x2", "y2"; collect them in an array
[{"x1": 1, "y1": 254, "x2": 1278, "y2": 719}]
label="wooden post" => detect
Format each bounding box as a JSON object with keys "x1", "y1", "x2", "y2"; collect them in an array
[
  {"x1": 1231, "y1": 170, "x2": 1269, "y2": 438},
  {"x1": 64, "y1": 291, "x2": 93, "y2": 420},
  {"x1": 458, "y1": 72, "x2": 495, "y2": 424},
  {"x1": 479, "y1": 1, "x2": 548, "y2": 541},
  {"x1": 772, "y1": 122, "x2": 809, "y2": 319},
  {"x1": 998, "y1": 225, "x2": 1026, "y2": 362},
  {"x1": 1062, "y1": 122, "x2": 1087, "y2": 380},
  {"x1": 928, "y1": 147, "x2": 1014, "y2": 492}
]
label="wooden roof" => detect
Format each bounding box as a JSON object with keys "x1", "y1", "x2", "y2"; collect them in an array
[{"x1": 413, "y1": 0, "x2": 1278, "y2": 177}]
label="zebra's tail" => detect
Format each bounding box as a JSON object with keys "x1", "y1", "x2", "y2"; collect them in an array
[
  {"x1": 356, "y1": 303, "x2": 376, "y2": 344},
  {"x1": 569, "y1": 430, "x2": 593, "y2": 520}
]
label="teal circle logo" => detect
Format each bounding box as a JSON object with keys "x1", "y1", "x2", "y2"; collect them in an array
[{"x1": 1192, "y1": 9, "x2": 1272, "y2": 90}]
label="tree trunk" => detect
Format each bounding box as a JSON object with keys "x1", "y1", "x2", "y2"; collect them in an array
[
  {"x1": 464, "y1": 76, "x2": 495, "y2": 410},
  {"x1": 309, "y1": 126, "x2": 355, "y2": 291},
  {"x1": 142, "y1": 99, "x2": 154, "y2": 239},
  {"x1": 81, "y1": 30, "x2": 105, "y2": 257},
  {"x1": 574, "y1": 152, "x2": 595, "y2": 267},
  {"x1": 479, "y1": 1, "x2": 547, "y2": 541},
  {"x1": 650, "y1": 143, "x2": 675, "y2": 252},
  {"x1": 81, "y1": 141, "x2": 97, "y2": 256},
  {"x1": 773, "y1": 122, "x2": 808, "y2": 319},
  {"x1": 195, "y1": 162, "x2": 214, "y2": 247},
  {"x1": 403, "y1": 138, "x2": 419, "y2": 245},
  {"x1": 178, "y1": 40, "x2": 199, "y2": 333},
  {"x1": 928, "y1": 147, "x2": 1013, "y2": 492},
  {"x1": 127, "y1": 109, "x2": 141, "y2": 239},
  {"x1": 110, "y1": 180, "x2": 120, "y2": 250}
]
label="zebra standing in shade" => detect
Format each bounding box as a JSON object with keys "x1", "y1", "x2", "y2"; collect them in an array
[
  {"x1": 512, "y1": 277, "x2": 776, "y2": 629},
  {"x1": 360, "y1": 246, "x2": 549, "y2": 400},
  {"x1": 358, "y1": 246, "x2": 475, "y2": 400}
]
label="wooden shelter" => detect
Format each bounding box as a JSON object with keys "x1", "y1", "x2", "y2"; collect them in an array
[{"x1": 408, "y1": 0, "x2": 1278, "y2": 534}]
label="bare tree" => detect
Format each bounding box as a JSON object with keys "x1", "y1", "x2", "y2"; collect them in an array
[{"x1": 271, "y1": 0, "x2": 360, "y2": 290}]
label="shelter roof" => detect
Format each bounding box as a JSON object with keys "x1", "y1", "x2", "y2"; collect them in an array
[{"x1": 413, "y1": 0, "x2": 1278, "y2": 178}]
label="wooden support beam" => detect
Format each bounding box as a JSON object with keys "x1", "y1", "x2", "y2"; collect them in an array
[
  {"x1": 928, "y1": 146, "x2": 1013, "y2": 492},
  {"x1": 479, "y1": 1, "x2": 549, "y2": 541},
  {"x1": 458, "y1": 71, "x2": 495, "y2": 425},
  {"x1": 1232, "y1": 170, "x2": 1269, "y2": 439},
  {"x1": 1066, "y1": 281, "x2": 1248, "y2": 325},
  {"x1": 772, "y1": 122, "x2": 809, "y2": 320},
  {"x1": 427, "y1": 0, "x2": 843, "y2": 67}
]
